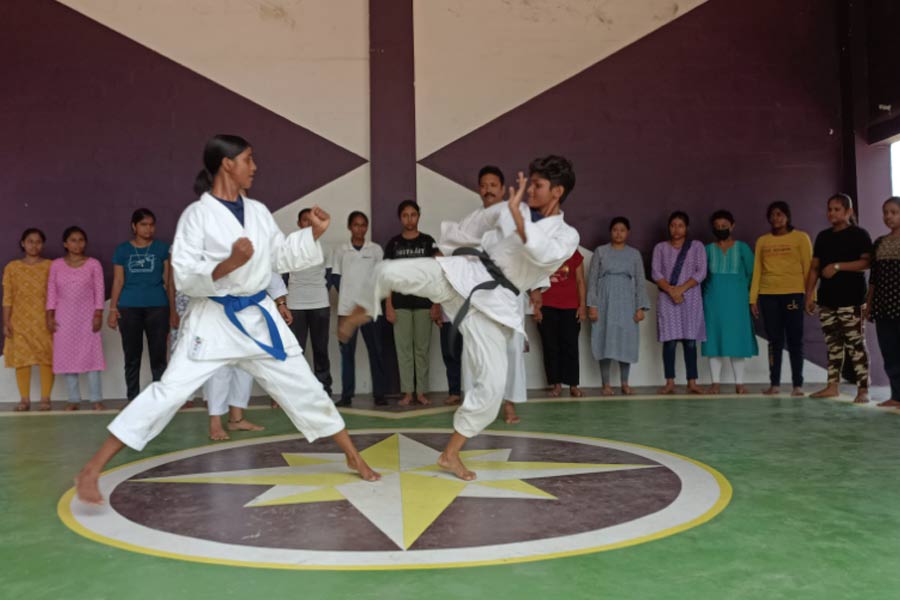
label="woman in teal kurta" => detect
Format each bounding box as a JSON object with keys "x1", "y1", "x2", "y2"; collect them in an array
[{"x1": 702, "y1": 210, "x2": 758, "y2": 393}]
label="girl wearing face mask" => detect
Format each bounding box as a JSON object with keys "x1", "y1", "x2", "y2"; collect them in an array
[
  {"x1": 750, "y1": 201, "x2": 812, "y2": 396},
  {"x1": 867, "y1": 197, "x2": 900, "y2": 407},
  {"x1": 3, "y1": 228, "x2": 54, "y2": 411},
  {"x1": 805, "y1": 193, "x2": 873, "y2": 403},
  {"x1": 701, "y1": 210, "x2": 758, "y2": 394}
]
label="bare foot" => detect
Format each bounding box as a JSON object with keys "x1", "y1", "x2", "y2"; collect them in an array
[
  {"x1": 735, "y1": 384, "x2": 748, "y2": 395},
  {"x1": 398, "y1": 393, "x2": 413, "y2": 406},
  {"x1": 75, "y1": 470, "x2": 104, "y2": 505},
  {"x1": 548, "y1": 384, "x2": 562, "y2": 398},
  {"x1": 209, "y1": 419, "x2": 230, "y2": 441},
  {"x1": 415, "y1": 393, "x2": 431, "y2": 406},
  {"x1": 877, "y1": 399, "x2": 900, "y2": 407},
  {"x1": 65, "y1": 403, "x2": 80, "y2": 412},
  {"x1": 14, "y1": 400, "x2": 30, "y2": 412},
  {"x1": 658, "y1": 382, "x2": 676, "y2": 395},
  {"x1": 600, "y1": 385, "x2": 614, "y2": 397},
  {"x1": 791, "y1": 387, "x2": 805, "y2": 397},
  {"x1": 853, "y1": 390, "x2": 869, "y2": 404},
  {"x1": 270, "y1": 400, "x2": 280, "y2": 409},
  {"x1": 92, "y1": 402, "x2": 106, "y2": 411},
  {"x1": 437, "y1": 452, "x2": 476, "y2": 481},
  {"x1": 180, "y1": 400, "x2": 194, "y2": 411},
  {"x1": 445, "y1": 394, "x2": 462, "y2": 406},
  {"x1": 708, "y1": 383, "x2": 721, "y2": 395},
  {"x1": 503, "y1": 401, "x2": 520, "y2": 424},
  {"x1": 686, "y1": 382, "x2": 704, "y2": 395},
  {"x1": 621, "y1": 385, "x2": 635, "y2": 396},
  {"x1": 346, "y1": 453, "x2": 381, "y2": 481},
  {"x1": 228, "y1": 418, "x2": 265, "y2": 432},
  {"x1": 569, "y1": 386, "x2": 584, "y2": 397},
  {"x1": 810, "y1": 385, "x2": 839, "y2": 398},
  {"x1": 337, "y1": 307, "x2": 369, "y2": 343},
  {"x1": 39, "y1": 398, "x2": 52, "y2": 411}
]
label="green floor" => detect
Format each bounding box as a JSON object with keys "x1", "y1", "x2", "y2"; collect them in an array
[{"x1": 2, "y1": 396, "x2": 899, "y2": 600}]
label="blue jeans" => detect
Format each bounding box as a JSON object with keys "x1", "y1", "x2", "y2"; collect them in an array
[
  {"x1": 339, "y1": 319, "x2": 386, "y2": 401},
  {"x1": 662, "y1": 340, "x2": 698, "y2": 381},
  {"x1": 64, "y1": 371, "x2": 102, "y2": 403}
]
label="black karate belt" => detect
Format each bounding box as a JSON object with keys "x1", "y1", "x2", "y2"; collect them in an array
[{"x1": 446, "y1": 247, "x2": 520, "y2": 349}]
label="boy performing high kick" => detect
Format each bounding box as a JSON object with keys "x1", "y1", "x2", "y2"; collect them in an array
[
  {"x1": 340, "y1": 156, "x2": 579, "y2": 480},
  {"x1": 75, "y1": 134, "x2": 379, "y2": 503}
]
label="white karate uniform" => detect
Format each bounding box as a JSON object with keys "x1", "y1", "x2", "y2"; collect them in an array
[
  {"x1": 203, "y1": 272, "x2": 288, "y2": 417},
  {"x1": 361, "y1": 202, "x2": 578, "y2": 437},
  {"x1": 504, "y1": 296, "x2": 528, "y2": 404},
  {"x1": 108, "y1": 193, "x2": 344, "y2": 451}
]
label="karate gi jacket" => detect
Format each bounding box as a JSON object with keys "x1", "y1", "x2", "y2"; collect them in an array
[
  {"x1": 437, "y1": 201, "x2": 579, "y2": 334},
  {"x1": 171, "y1": 193, "x2": 323, "y2": 360}
]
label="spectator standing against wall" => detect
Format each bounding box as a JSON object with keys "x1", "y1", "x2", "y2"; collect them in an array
[
  {"x1": 108, "y1": 209, "x2": 173, "y2": 403},
  {"x1": 749, "y1": 201, "x2": 812, "y2": 397},
  {"x1": 286, "y1": 208, "x2": 333, "y2": 396},
  {"x1": 702, "y1": 210, "x2": 758, "y2": 394},
  {"x1": 805, "y1": 194, "x2": 872, "y2": 404},
  {"x1": 532, "y1": 249, "x2": 587, "y2": 398},
  {"x1": 3, "y1": 228, "x2": 54, "y2": 411},
  {"x1": 384, "y1": 200, "x2": 440, "y2": 406},
  {"x1": 46, "y1": 226, "x2": 106, "y2": 410},
  {"x1": 652, "y1": 211, "x2": 707, "y2": 395},
  {"x1": 587, "y1": 217, "x2": 649, "y2": 396},
  {"x1": 333, "y1": 211, "x2": 387, "y2": 407},
  {"x1": 867, "y1": 196, "x2": 900, "y2": 407}
]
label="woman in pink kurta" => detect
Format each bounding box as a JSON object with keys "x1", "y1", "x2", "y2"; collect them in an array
[{"x1": 46, "y1": 226, "x2": 106, "y2": 410}]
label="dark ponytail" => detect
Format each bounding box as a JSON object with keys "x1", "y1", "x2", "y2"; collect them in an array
[
  {"x1": 193, "y1": 170, "x2": 213, "y2": 195},
  {"x1": 193, "y1": 134, "x2": 251, "y2": 195}
]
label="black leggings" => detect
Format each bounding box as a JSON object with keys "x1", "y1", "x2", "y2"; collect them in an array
[
  {"x1": 758, "y1": 293, "x2": 805, "y2": 387},
  {"x1": 537, "y1": 306, "x2": 581, "y2": 386}
]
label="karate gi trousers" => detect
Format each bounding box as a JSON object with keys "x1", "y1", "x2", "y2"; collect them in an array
[
  {"x1": 203, "y1": 366, "x2": 254, "y2": 417},
  {"x1": 107, "y1": 338, "x2": 344, "y2": 451},
  {"x1": 362, "y1": 258, "x2": 512, "y2": 437}
]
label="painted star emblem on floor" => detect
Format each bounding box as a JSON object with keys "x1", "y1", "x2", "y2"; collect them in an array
[{"x1": 135, "y1": 433, "x2": 659, "y2": 550}]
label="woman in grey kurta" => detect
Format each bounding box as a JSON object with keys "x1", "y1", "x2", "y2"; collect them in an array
[{"x1": 587, "y1": 217, "x2": 650, "y2": 395}]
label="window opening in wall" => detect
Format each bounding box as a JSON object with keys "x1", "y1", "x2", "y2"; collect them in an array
[{"x1": 892, "y1": 141, "x2": 900, "y2": 196}]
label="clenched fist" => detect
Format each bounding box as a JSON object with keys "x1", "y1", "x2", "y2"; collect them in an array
[
  {"x1": 308, "y1": 206, "x2": 331, "y2": 240},
  {"x1": 230, "y1": 237, "x2": 254, "y2": 267}
]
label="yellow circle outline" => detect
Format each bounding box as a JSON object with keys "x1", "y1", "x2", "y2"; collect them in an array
[{"x1": 58, "y1": 429, "x2": 732, "y2": 571}]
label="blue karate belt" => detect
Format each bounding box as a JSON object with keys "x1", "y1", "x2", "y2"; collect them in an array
[
  {"x1": 209, "y1": 290, "x2": 287, "y2": 361},
  {"x1": 445, "y1": 247, "x2": 520, "y2": 349}
]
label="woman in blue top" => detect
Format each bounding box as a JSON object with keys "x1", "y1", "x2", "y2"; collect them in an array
[{"x1": 107, "y1": 208, "x2": 175, "y2": 401}]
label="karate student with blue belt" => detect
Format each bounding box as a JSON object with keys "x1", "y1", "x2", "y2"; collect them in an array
[{"x1": 75, "y1": 135, "x2": 379, "y2": 503}]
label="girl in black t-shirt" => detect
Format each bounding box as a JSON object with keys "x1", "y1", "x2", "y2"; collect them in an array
[
  {"x1": 384, "y1": 200, "x2": 441, "y2": 406},
  {"x1": 805, "y1": 193, "x2": 873, "y2": 403}
]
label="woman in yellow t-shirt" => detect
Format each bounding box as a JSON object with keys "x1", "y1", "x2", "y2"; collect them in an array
[{"x1": 749, "y1": 201, "x2": 812, "y2": 396}]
